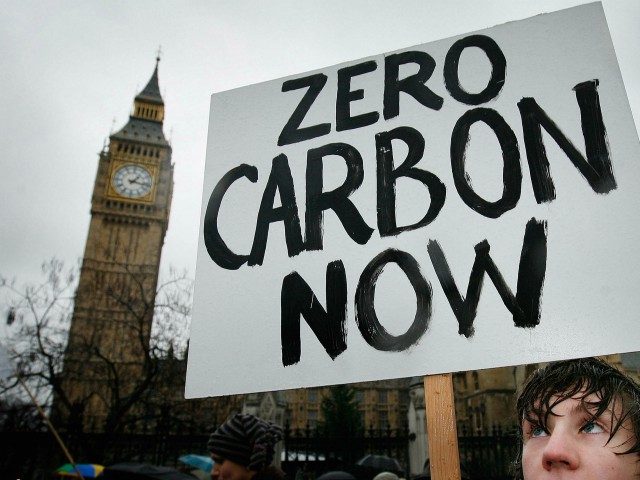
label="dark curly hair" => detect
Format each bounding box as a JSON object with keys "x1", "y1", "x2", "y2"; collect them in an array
[{"x1": 512, "y1": 357, "x2": 640, "y2": 479}]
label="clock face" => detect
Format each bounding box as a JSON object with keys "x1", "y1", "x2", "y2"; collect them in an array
[{"x1": 112, "y1": 164, "x2": 153, "y2": 198}]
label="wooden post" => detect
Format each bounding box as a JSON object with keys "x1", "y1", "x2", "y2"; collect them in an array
[
  {"x1": 16, "y1": 375, "x2": 86, "y2": 480},
  {"x1": 424, "y1": 373, "x2": 461, "y2": 480}
]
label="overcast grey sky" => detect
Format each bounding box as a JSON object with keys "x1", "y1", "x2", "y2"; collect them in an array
[{"x1": 0, "y1": 0, "x2": 638, "y2": 291}]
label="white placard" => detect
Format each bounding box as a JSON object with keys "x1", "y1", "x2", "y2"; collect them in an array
[{"x1": 186, "y1": 3, "x2": 640, "y2": 398}]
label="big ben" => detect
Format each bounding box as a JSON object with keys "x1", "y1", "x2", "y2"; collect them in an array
[{"x1": 59, "y1": 56, "x2": 174, "y2": 433}]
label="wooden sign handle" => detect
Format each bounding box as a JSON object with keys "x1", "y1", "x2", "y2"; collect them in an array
[{"x1": 424, "y1": 373, "x2": 461, "y2": 480}]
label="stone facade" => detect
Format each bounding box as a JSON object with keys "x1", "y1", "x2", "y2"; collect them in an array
[
  {"x1": 59, "y1": 58, "x2": 174, "y2": 432},
  {"x1": 284, "y1": 379, "x2": 410, "y2": 431}
]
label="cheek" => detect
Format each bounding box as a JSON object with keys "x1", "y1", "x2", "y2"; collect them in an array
[
  {"x1": 602, "y1": 453, "x2": 640, "y2": 479},
  {"x1": 218, "y1": 465, "x2": 234, "y2": 480},
  {"x1": 576, "y1": 448, "x2": 639, "y2": 480},
  {"x1": 219, "y1": 464, "x2": 253, "y2": 480},
  {"x1": 521, "y1": 442, "x2": 541, "y2": 477}
]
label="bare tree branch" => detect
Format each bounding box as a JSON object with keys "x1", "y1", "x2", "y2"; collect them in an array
[{"x1": 1, "y1": 257, "x2": 193, "y2": 436}]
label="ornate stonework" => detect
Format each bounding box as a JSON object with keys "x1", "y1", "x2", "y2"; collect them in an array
[{"x1": 60, "y1": 58, "x2": 173, "y2": 432}]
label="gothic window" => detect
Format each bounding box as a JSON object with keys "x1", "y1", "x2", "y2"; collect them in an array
[
  {"x1": 307, "y1": 388, "x2": 317, "y2": 403},
  {"x1": 308, "y1": 409, "x2": 318, "y2": 428},
  {"x1": 379, "y1": 411, "x2": 389, "y2": 430},
  {"x1": 259, "y1": 394, "x2": 276, "y2": 421}
]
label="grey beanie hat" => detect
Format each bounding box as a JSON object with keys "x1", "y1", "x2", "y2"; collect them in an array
[{"x1": 208, "y1": 413, "x2": 283, "y2": 471}]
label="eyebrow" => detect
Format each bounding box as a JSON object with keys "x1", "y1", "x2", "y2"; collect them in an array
[
  {"x1": 547, "y1": 399, "x2": 615, "y2": 428},
  {"x1": 524, "y1": 397, "x2": 611, "y2": 421},
  {"x1": 522, "y1": 402, "x2": 604, "y2": 433}
]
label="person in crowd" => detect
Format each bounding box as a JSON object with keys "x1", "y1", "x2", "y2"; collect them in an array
[
  {"x1": 515, "y1": 356, "x2": 640, "y2": 479},
  {"x1": 372, "y1": 472, "x2": 399, "y2": 480},
  {"x1": 208, "y1": 413, "x2": 286, "y2": 480}
]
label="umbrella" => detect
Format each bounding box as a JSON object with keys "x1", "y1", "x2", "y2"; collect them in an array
[
  {"x1": 55, "y1": 463, "x2": 104, "y2": 478},
  {"x1": 178, "y1": 454, "x2": 214, "y2": 473},
  {"x1": 317, "y1": 471, "x2": 356, "y2": 480},
  {"x1": 355, "y1": 454, "x2": 401, "y2": 473},
  {"x1": 102, "y1": 462, "x2": 195, "y2": 480}
]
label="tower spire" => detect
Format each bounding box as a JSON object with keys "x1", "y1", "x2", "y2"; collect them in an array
[
  {"x1": 135, "y1": 55, "x2": 163, "y2": 106},
  {"x1": 110, "y1": 55, "x2": 169, "y2": 146}
]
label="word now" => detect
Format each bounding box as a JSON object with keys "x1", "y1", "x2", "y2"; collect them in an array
[{"x1": 281, "y1": 218, "x2": 547, "y2": 366}]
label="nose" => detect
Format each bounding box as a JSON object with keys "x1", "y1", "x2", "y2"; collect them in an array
[
  {"x1": 211, "y1": 463, "x2": 220, "y2": 480},
  {"x1": 541, "y1": 429, "x2": 580, "y2": 471}
]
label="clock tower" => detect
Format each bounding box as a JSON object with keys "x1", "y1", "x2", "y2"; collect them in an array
[{"x1": 60, "y1": 57, "x2": 174, "y2": 432}]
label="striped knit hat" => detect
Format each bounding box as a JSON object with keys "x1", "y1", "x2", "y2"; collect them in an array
[{"x1": 208, "y1": 413, "x2": 283, "y2": 471}]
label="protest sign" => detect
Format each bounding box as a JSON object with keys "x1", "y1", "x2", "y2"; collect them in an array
[{"x1": 186, "y1": 3, "x2": 640, "y2": 398}]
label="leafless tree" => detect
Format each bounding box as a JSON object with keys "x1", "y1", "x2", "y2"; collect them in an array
[
  {"x1": 0, "y1": 259, "x2": 76, "y2": 421},
  {"x1": 0, "y1": 258, "x2": 193, "y2": 437}
]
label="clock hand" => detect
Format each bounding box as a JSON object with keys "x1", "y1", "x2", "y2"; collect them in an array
[{"x1": 129, "y1": 176, "x2": 151, "y2": 188}]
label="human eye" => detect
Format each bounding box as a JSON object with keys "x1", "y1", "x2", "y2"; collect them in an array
[
  {"x1": 580, "y1": 420, "x2": 605, "y2": 434},
  {"x1": 531, "y1": 425, "x2": 548, "y2": 437},
  {"x1": 525, "y1": 422, "x2": 548, "y2": 438}
]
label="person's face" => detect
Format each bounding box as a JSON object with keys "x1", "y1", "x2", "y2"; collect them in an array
[
  {"x1": 210, "y1": 456, "x2": 256, "y2": 480},
  {"x1": 521, "y1": 393, "x2": 639, "y2": 479}
]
